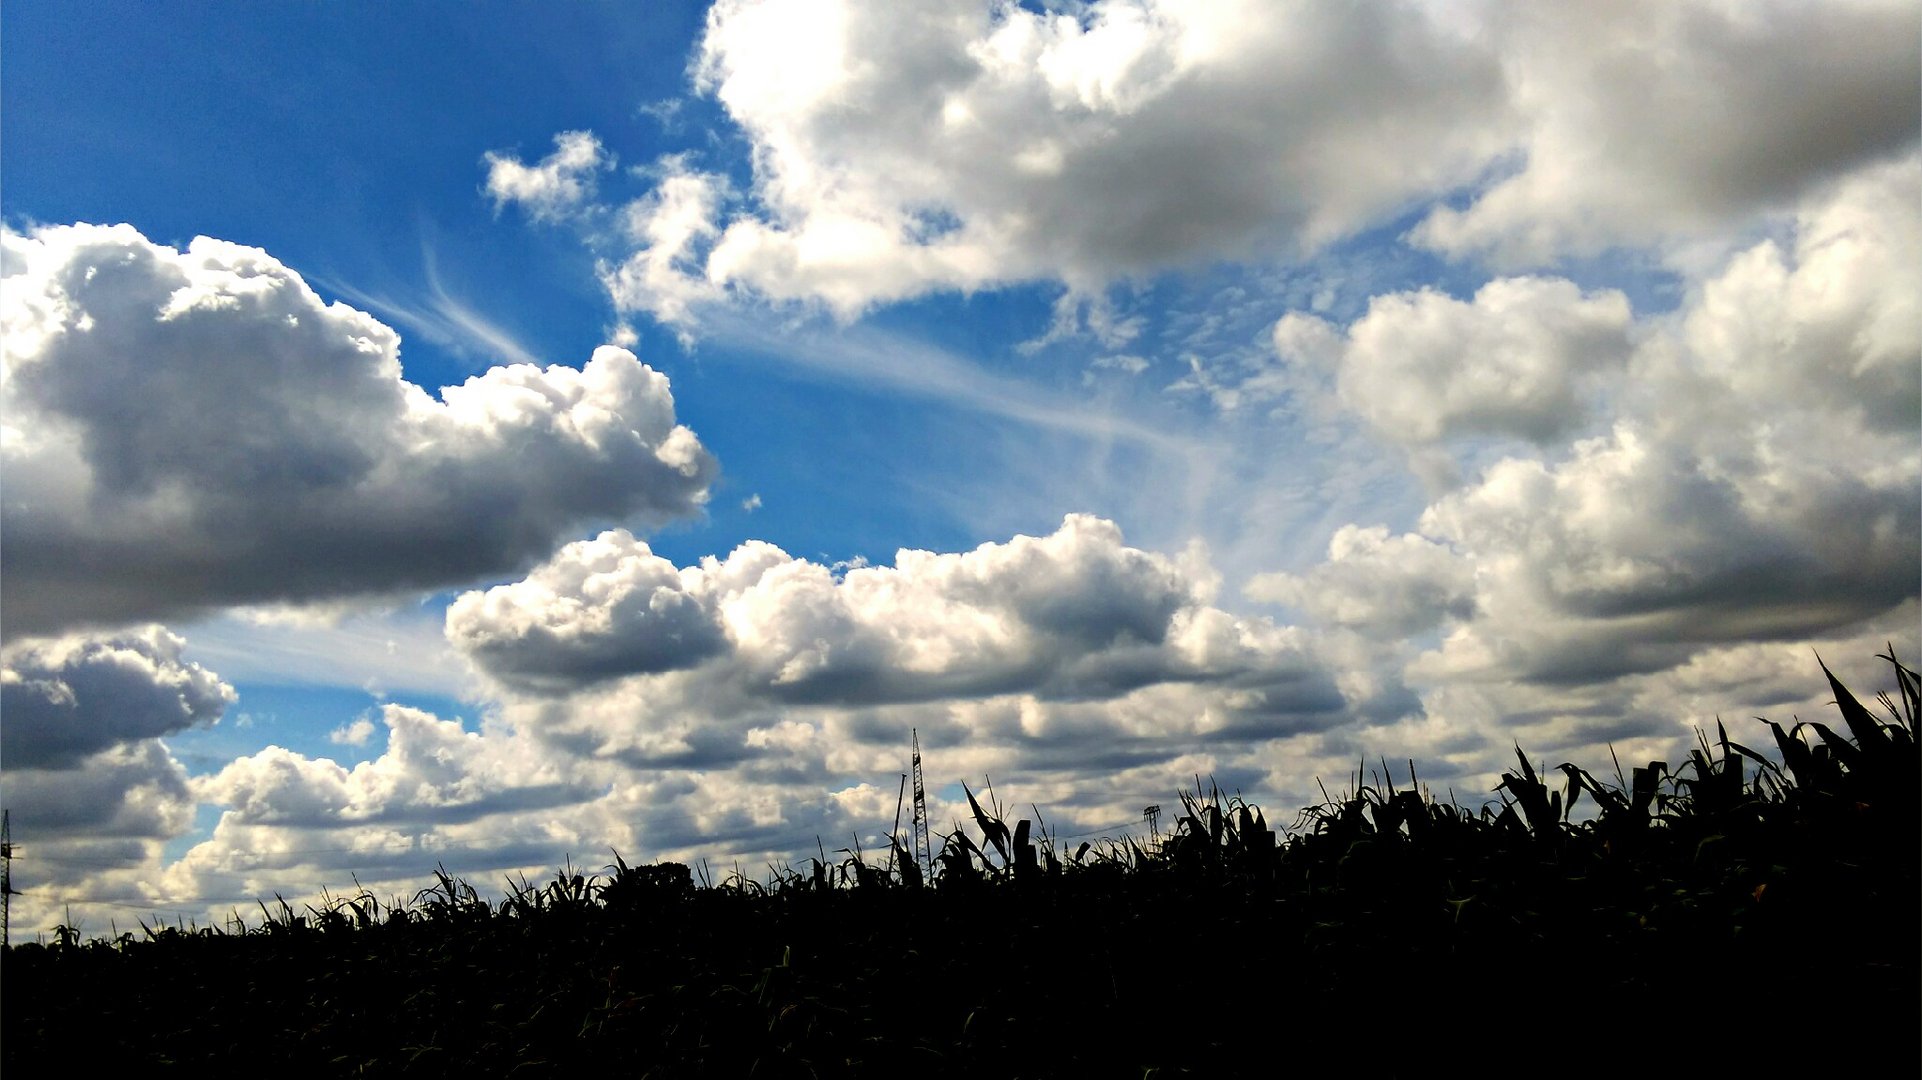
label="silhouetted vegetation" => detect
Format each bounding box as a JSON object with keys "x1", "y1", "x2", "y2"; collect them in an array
[{"x1": 5, "y1": 654, "x2": 1916, "y2": 1076}]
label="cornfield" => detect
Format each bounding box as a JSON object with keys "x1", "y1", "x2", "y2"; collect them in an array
[{"x1": 4, "y1": 653, "x2": 1915, "y2": 1077}]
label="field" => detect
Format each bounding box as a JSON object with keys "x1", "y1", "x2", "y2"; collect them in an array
[{"x1": 5, "y1": 655, "x2": 1916, "y2": 1077}]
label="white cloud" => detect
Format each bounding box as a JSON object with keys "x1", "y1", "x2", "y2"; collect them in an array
[
  {"x1": 1320, "y1": 277, "x2": 1632, "y2": 448},
  {"x1": 1666, "y1": 156, "x2": 1920, "y2": 433},
  {"x1": 1273, "y1": 159, "x2": 1920, "y2": 689},
  {"x1": 446, "y1": 529, "x2": 734, "y2": 693},
  {"x1": 198, "y1": 705, "x2": 588, "y2": 828},
  {"x1": 1, "y1": 626, "x2": 235, "y2": 769},
  {"x1": 1088, "y1": 353, "x2": 1150, "y2": 378},
  {"x1": 1246, "y1": 526, "x2": 1476, "y2": 638},
  {"x1": 600, "y1": 157, "x2": 728, "y2": 328},
  {"x1": 1, "y1": 223, "x2": 716, "y2": 638},
  {"x1": 0, "y1": 630, "x2": 225, "y2": 933},
  {"x1": 74, "y1": 703, "x2": 613, "y2": 930},
  {"x1": 484, "y1": 130, "x2": 612, "y2": 223},
  {"x1": 535, "y1": 0, "x2": 1917, "y2": 327},
  {"x1": 449, "y1": 515, "x2": 1340, "y2": 710},
  {"x1": 329, "y1": 717, "x2": 378, "y2": 747},
  {"x1": 183, "y1": 604, "x2": 469, "y2": 699},
  {"x1": 1414, "y1": 420, "x2": 1916, "y2": 686},
  {"x1": 598, "y1": 0, "x2": 1512, "y2": 320}
]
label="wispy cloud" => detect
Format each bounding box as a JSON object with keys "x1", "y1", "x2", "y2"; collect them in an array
[
  {"x1": 703, "y1": 309, "x2": 1203, "y2": 459},
  {"x1": 323, "y1": 240, "x2": 544, "y2": 370}
]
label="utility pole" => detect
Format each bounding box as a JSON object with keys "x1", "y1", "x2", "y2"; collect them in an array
[
  {"x1": 1142, "y1": 804, "x2": 1161, "y2": 842},
  {"x1": 910, "y1": 729, "x2": 932, "y2": 882}
]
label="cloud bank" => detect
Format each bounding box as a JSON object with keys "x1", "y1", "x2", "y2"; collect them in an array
[
  {"x1": 490, "y1": 0, "x2": 1917, "y2": 325},
  {"x1": 450, "y1": 513, "x2": 1346, "y2": 714},
  {"x1": 1, "y1": 223, "x2": 717, "y2": 638},
  {"x1": 1258, "y1": 158, "x2": 1920, "y2": 690}
]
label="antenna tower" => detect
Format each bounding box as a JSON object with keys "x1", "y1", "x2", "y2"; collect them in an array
[{"x1": 910, "y1": 729, "x2": 932, "y2": 881}]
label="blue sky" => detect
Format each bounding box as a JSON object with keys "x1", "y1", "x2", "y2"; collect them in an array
[{"x1": 3, "y1": 0, "x2": 1917, "y2": 938}]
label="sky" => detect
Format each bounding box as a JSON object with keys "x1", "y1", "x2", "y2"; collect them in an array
[{"x1": 2, "y1": 0, "x2": 1918, "y2": 940}]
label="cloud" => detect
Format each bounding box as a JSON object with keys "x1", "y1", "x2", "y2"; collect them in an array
[
  {"x1": 437, "y1": 516, "x2": 1378, "y2": 868},
  {"x1": 484, "y1": 130, "x2": 612, "y2": 222},
  {"x1": 1, "y1": 223, "x2": 716, "y2": 638},
  {"x1": 2, "y1": 740, "x2": 197, "y2": 842},
  {"x1": 11, "y1": 704, "x2": 612, "y2": 932},
  {"x1": 198, "y1": 705, "x2": 592, "y2": 828},
  {"x1": 1412, "y1": 0, "x2": 1920, "y2": 262},
  {"x1": 1666, "y1": 155, "x2": 1921, "y2": 434},
  {"x1": 1415, "y1": 420, "x2": 1917, "y2": 686},
  {"x1": 1245, "y1": 526, "x2": 1476, "y2": 638},
  {"x1": 596, "y1": 0, "x2": 1512, "y2": 320},
  {"x1": 600, "y1": 157, "x2": 728, "y2": 328},
  {"x1": 450, "y1": 514, "x2": 1340, "y2": 708},
  {"x1": 182, "y1": 604, "x2": 470, "y2": 699},
  {"x1": 325, "y1": 241, "x2": 546, "y2": 370},
  {"x1": 329, "y1": 717, "x2": 378, "y2": 747},
  {"x1": 1289, "y1": 277, "x2": 1634, "y2": 449},
  {"x1": 1, "y1": 626, "x2": 235, "y2": 770},
  {"x1": 1274, "y1": 158, "x2": 1921, "y2": 688},
  {"x1": 446, "y1": 529, "x2": 734, "y2": 694},
  {"x1": 1087, "y1": 354, "x2": 1150, "y2": 380},
  {"x1": 534, "y1": 1, "x2": 1917, "y2": 327},
  {"x1": 0, "y1": 630, "x2": 222, "y2": 930}
]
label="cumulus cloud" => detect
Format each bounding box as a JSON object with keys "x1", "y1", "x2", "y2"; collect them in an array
[
  {"x1": 1414, "y1": 421, "x2": 1916, "y2": 685},
  {"x1": 450, "y1": 514, "x2": 1335, "y2": 707},
  {"x1": 329, "y1": 717, "x2": 378, "y2": 747},
  {"x1": 1245, "y1": 526, "x2": 1476, "y2": 638},
  {"x1": 526, "y1": 0, "x2": 1916, "y2": 327},
  {"x1": 1664, "y1": 156, "x2": 1921, "y2": 434},
  {"x1": 1, "y1": 626, "x2": 235, "y2": 769},
  {"x1": 1275, "y1": 159, "x2": 1920, "y2": 688},
  {"x1": 5, "y1": 739, "x2": 199, "y2": 841},
  {"x1": 594, "y1": 0, "x2": 1511, "y2": 320},
  {"x1": 440, "y1": 515, "x2": 1377, "y2": 802},
  {"x1": 1272, "y1": 276, "x2": 1633, "y2": 451},
  {"x1": 600, "y1": 157, "x2": 728, "y2": 327},
  {"x1": 1, "y1": 223, "x2": 716, "y2": 638},
  {"x1": 34, "y1": 704, "x2": 611, "y2": 931},
  {"x1": 484, "y1": 130, "x2": 612, "y2": 222},
  {"x1": 1413, "y1": 0, "x2": 1920, "y2": 262},
  {"x1": 199, "y1": 705, "x2": 592, "y2": 828},
  {"x1": 446, "y1": 530, "x2": 733, "y2": 693}
]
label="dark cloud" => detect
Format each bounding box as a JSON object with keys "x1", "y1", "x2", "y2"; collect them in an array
[
  {"x1": 2, "y1": 740, "x2": 196, "y2": 840},
  {"x1": 1, "y1": 626, "x2": 234, "y2": 769}
]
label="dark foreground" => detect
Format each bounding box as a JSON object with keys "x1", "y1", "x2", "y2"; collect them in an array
[{"x1": 6, "y1": 657, "x2": 1917, "y2": 1077}]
